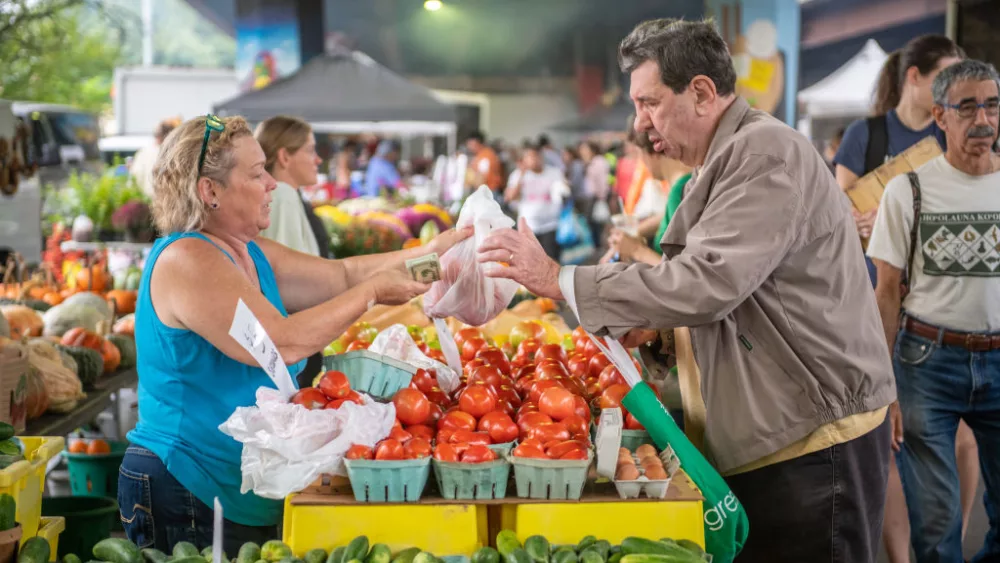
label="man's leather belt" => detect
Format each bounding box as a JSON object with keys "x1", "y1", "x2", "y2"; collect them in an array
[{"x1": 904, "y1": 317, "x2": 1000, "y2": 352}]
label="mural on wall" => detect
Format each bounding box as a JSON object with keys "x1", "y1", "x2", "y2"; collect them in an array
[
  {"x1": 705, "y1": 0, "x2": 800, "y2": 125},
  {"x1": 235, "y1": 0, "x2": 303, "y2": 91}
]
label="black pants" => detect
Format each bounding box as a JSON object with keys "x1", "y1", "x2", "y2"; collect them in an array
[
  {"x1": 536, "y1": 230, "x2": 560, "y2": 261},
  {"x1": 728, "y1": 414, "x2": 891, "y2": 563}
]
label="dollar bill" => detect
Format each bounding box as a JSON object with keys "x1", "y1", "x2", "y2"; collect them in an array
[{"x1": 405, "y1": 253, "x2": 441, "y2": 283}]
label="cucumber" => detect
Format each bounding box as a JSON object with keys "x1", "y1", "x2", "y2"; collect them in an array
[
  {"x1": 364, "y1": 544, "x2": 391, "y2": 563},
  {"x1": 64, "y1": 555, "x2": 84, "y2": 563},
  {"x1": 390, "y1": 548, "x2": 420, "y2": 563},
  {"x1": 140, "y1": 549, "x2": 169, "y2": 563},
  {"x1": 238, "y1": 544, "x2": 262, "y2": 563},
  {"x1": 410, "y1": 554, "x2": 436, "y2": 563},
  {"x1": 19, "y1": 537, "x2": 51, "y2": 563},
  {"x1": 261, "y1": 542, "x2": 293, "y2": 563},
  {"x1": 607, "y1": 556, "x2": 621, "y2": 563},
  {"x1": 0, "y1": 493, "x2": 15, "y2": 532},
  {"x1": 173, "y1": 543, "x2": 201, "y2": 560},
  {"x1": 343, "y1": 537, "x2": 370, "y2": 563},
  {"x1": 172, "y1": 558, "x2": 212, "y2": 563},
  {"x1": 618, "y1": 554, "x2": 702, "y2": 563},
  {"x1": 505, "y1": 549, "x2": 532, "y2": 563},
  {"x1": 577, "y1": 553, "x2": 603, "y2": 563},
  {"x1": 471, "y1": 547, "x2": 499, "y2": 563},
  {"x1": 93, "y1": 538, "x2": 141, "y2": 563},
  {"x1": 574, "y1": 538, "x2": 596, "y2": 554},
  {"x1": 0, "y1": 422, "x2": 14, "y2": 441},
  {"x1": 552, "y1": 552, "x2": 577, "y2": 563},
  {"x1": 523, "y1": 536, "x2": 549, "y2": 563},
  {"x1": 672, "y1": 541, "x2": 703, "y2": 557},
  {"x1": 202, "y1": 547, "x2": 228, "y2": 563},
  {"x1": 591, "y1": 542, "x2": 611, "y2": 560},
  {"x1": 305, "y1": 550, "x2": 328, "y2": 563},
  {"x1": 495, "y1": 531, "x2": 521, "y2": 558},
  {"x1": 326, "y1": 548, "x2": 346, "y2": 563},
  {"x1": 619, "y1": 539, "x2": 696, "y2": 558}
]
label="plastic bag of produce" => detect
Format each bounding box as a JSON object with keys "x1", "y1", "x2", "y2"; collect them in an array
[
  {"x1": 219, "y1": 387, "x2": 396, "y2": 499},
  {"x1": 367, "y1": 324, "x2": 459, "y2": 393},
  {"x1": 423, "y1": 186, "x2": 519, "y2": 326},
  {"x1": 587, "y1": 334, "x2": 749, "y2": 563}
]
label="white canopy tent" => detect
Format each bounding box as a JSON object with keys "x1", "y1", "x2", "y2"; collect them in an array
[{"x1": 797, "y1": 39, "x2": 887, "y2": 140}]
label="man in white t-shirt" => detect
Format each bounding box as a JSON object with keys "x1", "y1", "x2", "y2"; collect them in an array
[
  {"x1": 504, "y1": 144, "x2": 567, "y2": 260},
  {"x1": 868, "y1": 59, "x2": 1000, "y2": 563}
]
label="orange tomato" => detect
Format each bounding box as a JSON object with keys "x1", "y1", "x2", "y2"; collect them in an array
[
  {"x1": 68, "y1": 439, "x2": 87, "y2": 454},
  {"x1": 345, "y1": 444, "x2": 374, "y2": 460},
  {"x1": 87, "y1": 439, "x2": 111, "y2": 455},
  {"x1": 538, "y1": 387, "x2": 576, "y2": 421}
]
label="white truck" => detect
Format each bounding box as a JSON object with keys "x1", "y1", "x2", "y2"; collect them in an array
[{"x1": 102, "y1": 66, "x2": 240, "y2": 160}]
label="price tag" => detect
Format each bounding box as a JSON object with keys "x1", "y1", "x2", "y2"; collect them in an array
[
  {"x1": 228, "y1": 298, "x2": 297, "y2": 399},
  {"x1": 212, "y1": 497, "x2": 223, "y2": 563}
]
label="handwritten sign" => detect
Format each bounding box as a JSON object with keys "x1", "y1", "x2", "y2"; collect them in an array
[
  {"x1": 212, "y1": 498, "x2": 223, "y2": 563},
  {"x1": 228, "y1": 298, "x2": 297, "y2": 399}
]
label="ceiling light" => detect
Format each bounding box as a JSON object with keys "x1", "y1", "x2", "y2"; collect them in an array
[{"x1": 424, "y1": 0, "x2": 442, "y2": 11}]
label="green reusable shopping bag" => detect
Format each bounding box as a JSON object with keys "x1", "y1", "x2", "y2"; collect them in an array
[{"x1": 593, "y1": 336, "x2": 749, "y2": 563}]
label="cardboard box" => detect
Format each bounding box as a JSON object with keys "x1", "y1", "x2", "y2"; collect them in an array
[{"x1": 846, "y1": 136, "x2": 942, "y2": 214}]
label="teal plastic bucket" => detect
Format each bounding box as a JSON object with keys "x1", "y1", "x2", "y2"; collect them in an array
[{"x1": 63, "y1": 441, "x2": 128, "y2": 497}]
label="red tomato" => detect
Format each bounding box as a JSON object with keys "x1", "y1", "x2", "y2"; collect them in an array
[
  {"x1": 490, "y1": 417, "x2": 519, "y2": 444},
  {"x1": 561, "y1": 414, "x2": 590, "y2": 441},
  {"x1": 425, "y1": 387, "x2": 450, "y2": 407},
  {"x1": 528, "y1": 422, "x2": 571, "y2": 443},
  {"x1": 393, "y1": 388, "x2": 431, "y2": 426},
  {"x1": 545, "y1": 439, "x2": 589, "y2": 459},
  {"x1": 463, "y1": 358, "x2": 487, "y2": 377},
  {"x1": 374, "y1": 439, "x2": 405, "y2": 460},
  {"x1": 515, "y1": 375, "x2": 537, "y2": 395},
  {"x1": 581, "y1": 338, "x2": 601, "y2": 358},
  {"x1": 538, "y1": 387, "x2": 576, "y2": 421},
  {"x1": 534, "y1": 361, "x2": 569, "y2": 381},
  {"x1": 529, "y1": 379, "x2": 565, "y2": 404},
  {"x1": 290, "y1": 388, "x2": 328, "y2": 410},
  {"x1": 567, "y1": 353, "x2": 590, "y2": 379},
  {"x1": 436, "y1": 428, "x2": 455, "y2": 444},
  {"x1": 318, "y1": 371, "x2": 351, "y2": 400},
  {"x1": 598, "y1": 365, "x2": 626, "y2": 391},
  {"x1": 588, "y1": 353, "x2": 611, "y2": 380},
  {"x1": 585, "y1": 379, "x2": 602, "y2": 400},
  {"x1": 624, "y1": 412, "x2": 646, "y2": 431},
  {"x1": 512, "y1": 444, "x2": 548, "y2": 459},
  {"x1": 461, "y1": 444, "x2": 497, "y2": 464},
  {"x1": 512, "y1": 364, "x2": 536, "y2": 381},
  {"x1": 404, "y1": 437, "x2": 432, "y2": 459},
  {"x1": 536, "y1": 344, "x2": 568, "y2": 365},
  {"x1": 478, "y1": 411, "x2": 509, "y2": 433},
  {"x1": 469, "y1": 365, "x2": 504, "y2": 390},
  {"x1": 516, "y1": 338, "x2": 543, "y2": 362},
  {"x1": 411, "y1": 368, "x2": 438, "y2": 394},
  {"x1": 324, "y1": 398, "x2": 347, "y2": 409},
  {"x1": 427, "y1": 349, "x2": 446, "y2": 363},
  {"x1": 439, "y1": 410, "x2": 478, "y2": 432},
  {"x1": 519, "y1": 437, "x2": 545, "y2": 450},
  {"x1": 342, "y1": 390, "x2": 363, "y2": 405},
  {"x1": 389, "y1": 427, "x2": 413, "y2": 442},
  {"x1": 450, "y1": 430, "x2": 491, "y2": 446},
  {"x1": 345, "y1": 444, "x2": 373, "y2": 460},
  {"x1": 426, "y1": 403, "x2": 444, "y2": 424},
  {"x1": 573, "y1": 395, "x2": 591, "y2": 421},
  {"x1": 497, "y1": 386, "x2": 521, "y2": 409},
  {"x1": 462, "y1": 337, "x2": 489, "y2": 362},
  {"x1": 476, "y1": 347, "x2": 511, "y2": 375},
  {"x1": 345, "y1": 340, "x2": 370, "y2": 352},
  {"x1": 517, "y1": 402, "x2": 540, "y2": 418},
  {"x1": 433, "y1": 443, "x2": 460, "y2": 462},
  {"x1": 517, "y1": 412, "x2": 554, "y2": 436},
  {"x1": 405, "y1": 424, "x2": 436, "y2": 441},
  {"x1": 497, "y1": 399, "x2": 516, "y2": 417},
  {"x1": 458, "y1": 385, "x2": 498, "y2": 418},
  {"x1": 454, "y1": 327, "x2": 484, "y2": 350},
  {"x1": 599, "y1": 384, "x2": 630, "y2": 410},
  {"x1": 560, "y1": 377, "x2": 588, "y2": 399},
  {"x1": 559, "y1": 448, "x2": 589, "y2": 460}
]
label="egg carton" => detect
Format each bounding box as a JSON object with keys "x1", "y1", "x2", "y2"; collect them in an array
[{"x1": 613, "y1": 445, "x2": 681, "y2": 500}]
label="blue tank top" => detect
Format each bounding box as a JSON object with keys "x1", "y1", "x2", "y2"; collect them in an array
[{"x1": 128, "y1": 232, "x2": 305, "y2": 526}]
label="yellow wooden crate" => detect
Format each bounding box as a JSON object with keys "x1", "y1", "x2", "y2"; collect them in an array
[
  {"x1": 497, "y1": 472, "x2": 705, "y2": 548},
  {"x1": 0, "y1": 436, "x2": 65, "y2": 544},
  {"x1": 283, "y1": 495, "x2": 489, "y2": 556},
  {"x1": 37, "y1": 517, "x2": 65, "y2": 562}
]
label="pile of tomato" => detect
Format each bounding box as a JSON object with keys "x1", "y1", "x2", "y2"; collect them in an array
[{"x1": 290, "y1": 370, "x2": 366, "y2": 410}]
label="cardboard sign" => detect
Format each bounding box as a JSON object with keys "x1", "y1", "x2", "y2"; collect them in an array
[{"x1": 846, "y1": 136, "x2": 943, "y2": 214}]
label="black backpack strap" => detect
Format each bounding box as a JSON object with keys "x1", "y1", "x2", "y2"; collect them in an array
[
  {"x1": 864, "y1": 115, "x2": 890, "y2": 174},
  {"x1": 901, "y1": 171, "x2": 923, "y2": 298}
]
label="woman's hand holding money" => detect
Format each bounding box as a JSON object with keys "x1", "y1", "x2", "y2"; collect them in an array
[{"x1": 371, "y1": 267, "x2": 432, "y2": 306}]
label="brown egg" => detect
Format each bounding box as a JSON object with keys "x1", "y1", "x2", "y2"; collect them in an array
[
  {"x1": 617, "y1": 458, "x2": 636, "y2": 471},
  {"x1": 645, "y1": 466, "x2": 668, "y2": 480},
  {"x1": 619, "y1": 447, "x2": 632, "y2": 456},
  {"x1": 640, "y1": 457, "x2": 663, "y2": 470},
  {"x1": 616, "y1": 464, "x2": 640, "y2": 480},
  {"x1": 635, "y1": 444, "x2": 657, "y2": 458}
]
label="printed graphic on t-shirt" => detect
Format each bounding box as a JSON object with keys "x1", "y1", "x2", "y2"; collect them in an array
[{"x1": 920, "y1": 212, "x2": 1000, "y2": 275}]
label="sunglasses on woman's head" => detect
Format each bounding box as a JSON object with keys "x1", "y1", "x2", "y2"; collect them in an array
[{"x1": 197, "y1": 114, "x2": 226, "y2": 174}]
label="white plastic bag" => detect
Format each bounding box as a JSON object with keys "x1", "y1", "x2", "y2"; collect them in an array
[
  {"x1": 423, "y1": 185, "x2": 519, "y2": 326},
  {"x1": 218, "y1": 387, "x2": 396, "y2": 499},
  {"x1": 367, "y1": 324, "x2": 460, "y2": 393}
]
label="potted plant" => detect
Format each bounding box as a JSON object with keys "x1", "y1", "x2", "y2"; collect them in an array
[
  {"x1": 111, "y1": 201, "x2": 154, "y2": 243},
  {"x1": 0, "y1": 493, "x2": 20, "y2": 563},
  {"x1": 43, "y1": 158, "x2": 147, "y2": 242}
]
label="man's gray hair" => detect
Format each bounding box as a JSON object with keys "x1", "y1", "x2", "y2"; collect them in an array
[
  {"x1": 618, "y1": 19, "x2": 737, "y2": 96},
  {"x1": 932, "y1": 59, "x2": 1000, "y2": 105}
]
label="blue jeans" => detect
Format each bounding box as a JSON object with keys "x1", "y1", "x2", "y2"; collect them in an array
[
  {"x1": 893, "y1": 326, "x2": 1000, "y2": 563},
  {"x1": 118, "y1": 446, "x2": 277, "y2": 555}
]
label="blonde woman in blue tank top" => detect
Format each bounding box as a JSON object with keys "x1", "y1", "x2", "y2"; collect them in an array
[{"x1": 120, "y1": 115, "x2": 471, "y2": 554}]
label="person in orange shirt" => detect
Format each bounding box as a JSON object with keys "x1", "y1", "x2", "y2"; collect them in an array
[{"x1": 465, "y1": 131, "x2": 504, "y2": 194}]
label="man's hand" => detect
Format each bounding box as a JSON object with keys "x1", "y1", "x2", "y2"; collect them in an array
[
  {"x1": 619, "y1": 328, "x2": 657, "y2": 348},
  {"x1": 426, "y1": 226, "x2": 474, "y2": 257},
  {"x1": 852, "y1": 207, "x2": 878, "y2": 239},
  {"x1": 889, "y1": 401, "x2": 904, "y2": 452},
  {"x1": 478, "y1": 217, "x2": 563, "y2": 300},
  {"x1": 609, "y1": 229, "x2": 645, "y2": 262}
]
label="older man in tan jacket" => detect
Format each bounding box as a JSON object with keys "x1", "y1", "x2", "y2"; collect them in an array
[{"x1": 479, "y1": 19, "x2": 896, "y2": 563}]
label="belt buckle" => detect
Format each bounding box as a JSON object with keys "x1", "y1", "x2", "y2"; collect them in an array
[{"x1": 965, "y1": 333, "x2": 991, "y2": 351}]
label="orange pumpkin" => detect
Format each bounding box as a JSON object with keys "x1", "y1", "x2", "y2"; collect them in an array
[
  {"x1": 60, "y1": 327, "x2": 104, "y2": 351},
  {"x1": 41, "y1": 292, "x2": 63, "y2": 306},
  {"x1": 112, "y1": 316, "x2": 135, "y2": 338},
  {"x1": 0, "y1": 305, "x2": 44, "y2": 339},
  {"x1": 105, "y1": 290, "x2": 137, "y2": 315},
  {"x1": 75, "y1": 266, "x2": 108, "y2": 292},
  {"x1": 60, "y1": 288, "x2": 80, "y2": 299},
  {"x1": 100, "y1": 338, "x2": 121, "y2": 373}
]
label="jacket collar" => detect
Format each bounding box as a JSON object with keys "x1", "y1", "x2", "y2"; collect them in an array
[{"x1": 702, "y1": 96, "x2": 751, "y2": 167}]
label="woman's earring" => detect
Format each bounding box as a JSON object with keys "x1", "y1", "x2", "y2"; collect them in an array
[{"x1": 211, "y1": 202, "x2": 219, "y2": 209}]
